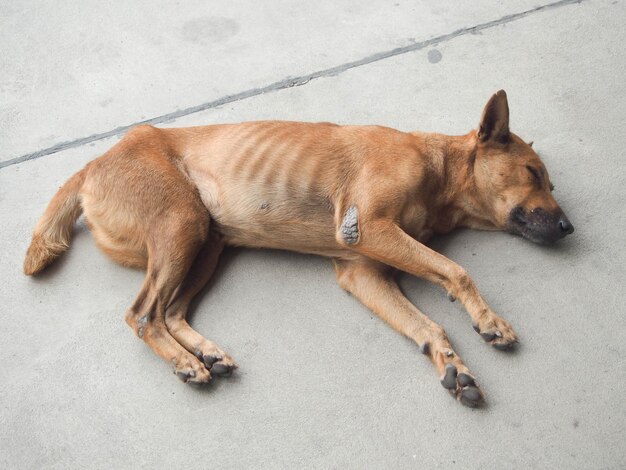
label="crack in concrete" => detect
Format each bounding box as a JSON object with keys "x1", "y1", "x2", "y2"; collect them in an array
[{"x1": 0, "y1": 0, "x2": 582, "y2": 170}]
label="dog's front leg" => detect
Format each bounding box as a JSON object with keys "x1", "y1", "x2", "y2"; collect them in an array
[
  {"x1": 338, "y1": 218, "x2": 518, "y2": 350},
  {"x1": 334, "y1": 258, "x2": 483, "y2": 407}
]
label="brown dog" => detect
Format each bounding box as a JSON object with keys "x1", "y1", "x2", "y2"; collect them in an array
[{"x1": 24, "y1": 90, "x2": 573, "y2": 407}]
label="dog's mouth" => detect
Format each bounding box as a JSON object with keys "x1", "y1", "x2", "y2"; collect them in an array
[{"x1": 507, "y1": 206, "x2": 574, "y2": 244}]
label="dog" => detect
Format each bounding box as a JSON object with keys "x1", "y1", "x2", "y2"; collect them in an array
[{"x1": 24, "y1": 90, "x2": 573, "y2": 407}]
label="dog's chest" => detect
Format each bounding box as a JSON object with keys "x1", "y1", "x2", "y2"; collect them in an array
[{"x1": 399, "y1": 201, "x2": 431, "y2": 241}]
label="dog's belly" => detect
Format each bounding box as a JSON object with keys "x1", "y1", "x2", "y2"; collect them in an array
[
  {"x1": 186, "y1": 159, "x2": 347, "y2": 257},
  {"x1": 213, "y1": 196, "x2": 344, "y2": 256}
]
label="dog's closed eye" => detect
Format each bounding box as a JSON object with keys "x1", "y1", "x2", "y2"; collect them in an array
[
  {"x1": 526, "y1": 165, "x2": 542, "y2": 187},
  {"x1": 526, "y1": 165, "x2": 554, "y2": 191}
]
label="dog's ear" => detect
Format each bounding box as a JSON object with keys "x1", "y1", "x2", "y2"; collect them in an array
[{"x1": 477, "y1": 90, "x2": 510, "y2": 143}]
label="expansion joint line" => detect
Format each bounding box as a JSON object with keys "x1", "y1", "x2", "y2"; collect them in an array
[{"x1": 0, "y1": 0, "x2": 582, "y2": 170}]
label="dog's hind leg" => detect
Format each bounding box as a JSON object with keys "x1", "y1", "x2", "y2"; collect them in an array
[
  {"x1": 334, "y1": 258, "x2": 484, "y2": 407},
  {"x1": 164, "y1": 231, "x2": 237, "y2": 377},
  {"x1": 78, "y1": 126, "x2": 224, "y2": 383},
  {"x1": 124, "y1": 215, "x2": 213, "y2": 383}
]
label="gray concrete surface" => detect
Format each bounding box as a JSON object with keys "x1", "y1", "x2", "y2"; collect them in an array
[{"x1": 1, "y1": 0, "x2": 625, "y2": 468}]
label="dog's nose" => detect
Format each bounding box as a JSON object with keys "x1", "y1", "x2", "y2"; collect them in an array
[{"x1": 558, "y1": 214, "x2": 574, "y2": 235}]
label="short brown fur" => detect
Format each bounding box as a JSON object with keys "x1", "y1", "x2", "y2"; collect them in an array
[{"x1": 24, "y1": 90, "x2": 573, "y2": 406}]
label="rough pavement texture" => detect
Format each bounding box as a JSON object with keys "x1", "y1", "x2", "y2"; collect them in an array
[{"x1": 1, "y1": 0, "x2": 625, "y2": 468}]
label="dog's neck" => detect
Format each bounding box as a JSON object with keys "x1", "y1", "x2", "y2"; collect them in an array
[{"x1": 411, "y1": 130, "x2": 498, "y2": 232}]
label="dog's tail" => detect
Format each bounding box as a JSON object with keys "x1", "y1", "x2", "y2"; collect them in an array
[{"x1": 24, "y1": 168, "x2": 87, "y2": 275}]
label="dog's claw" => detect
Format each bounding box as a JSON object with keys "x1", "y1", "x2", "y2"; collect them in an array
[
  {"x1": 473, "y1": 318, "x2": 518, "y2": 351},
  {"x1": 175, "y1": 369, "x2": 196, "y2": 383},
  {"x1": 172, "y1": 354, "x2": 212, "y2": 384}
]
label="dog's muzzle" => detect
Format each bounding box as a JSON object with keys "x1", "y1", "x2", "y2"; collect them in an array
[{"x1": 507, "y1": 206, "x2": 574, "y2": 244}]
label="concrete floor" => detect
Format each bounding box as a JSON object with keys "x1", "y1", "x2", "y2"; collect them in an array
[{"x1": 1, "y1": 0, "x2": 625, "y2": 468}]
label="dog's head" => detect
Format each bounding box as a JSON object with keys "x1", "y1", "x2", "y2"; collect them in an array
[{"x1": 471, "y1": 90, "x2": 573, "y2": 244}]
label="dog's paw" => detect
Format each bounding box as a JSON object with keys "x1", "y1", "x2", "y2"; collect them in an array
[
  {"x1": 195, "y1": 344, "x2": 238, "y2": 377},
  {"x1": 172, "y1": 355, "x2": 211, "y2": 384},
  {"x1": 202, "y1": 353, "x2": 237, "y2": 377},
  {"x1": 472, "y1": 314, "x2": 518, "y2": 351},
  {"x1": 440, "y1": 363, "x2": 484, "y2": 408}
]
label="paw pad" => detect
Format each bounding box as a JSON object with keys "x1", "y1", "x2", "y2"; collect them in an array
[
  {"x1": 457, "y1": 373, "x2": 475, "y2": 387},
  {"x1": 202, "y1": 354, "x2": 220, "y2": 367},
  {"x1": 211, "y1": 362, "x2": 235, "y2": 377},
  {"x1": 440, "y1": 365, "x2": 484, "y2": 407},
  {"x1": 201, "y1": 353, "x2": 237, "y2": 377},
  {"x1": 441, "y1": 364, "x2": 458, "y2": 390},
  {"x1": 459, "y1": 386, "x2": 483, "y2": 407}
]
